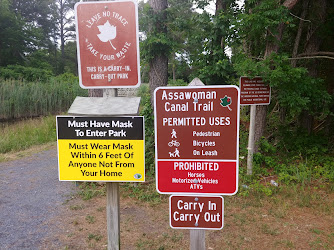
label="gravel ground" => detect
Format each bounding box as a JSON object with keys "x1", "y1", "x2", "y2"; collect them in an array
[{"x1": 0, "y1": 148, "x2": 76, "y2": 249}]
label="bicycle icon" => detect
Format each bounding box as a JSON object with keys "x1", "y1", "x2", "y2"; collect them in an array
[{"x1": 168, "y1": 140, "x2": 180, "y2": 147}]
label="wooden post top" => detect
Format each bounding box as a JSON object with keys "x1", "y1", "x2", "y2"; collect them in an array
[{"x1": 68, "y1": 96, "x2": 141, "y2": 116}]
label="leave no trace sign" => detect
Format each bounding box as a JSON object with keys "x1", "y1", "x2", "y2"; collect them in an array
[{"x1": 75, "y1": 0, "x2": 140, "y2": 88}]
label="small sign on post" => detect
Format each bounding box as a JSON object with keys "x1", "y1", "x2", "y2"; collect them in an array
[
  {"x1": 75, "y1": 0, "x2": 140, "y2": 88},
  {"x1": 240, "y1": 77, "x2": 271, "y2": 105},
  {"x1": 154, "y1": 85, "x2": 240, "y2": 195},
  {"x1": 170, "y1": 195, "x2": 224, "y2": 230},
  {"x1": 239, "y1": 77, "x2": 271, "y2": 175}
]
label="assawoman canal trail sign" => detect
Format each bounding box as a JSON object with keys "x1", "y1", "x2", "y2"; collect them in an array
[
  {"x1": 154, "y1": 80, "x2": 240, "y2": 249},
  {"x1": 154, "y1": 85, "x2": 240, "y2": 195}
]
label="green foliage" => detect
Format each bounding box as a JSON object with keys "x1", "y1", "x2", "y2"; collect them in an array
[
  {"x1": 0, "y1": 0, "x2": 42, "y2": 66},
  {"x1": 141, "y1": 32, "x2": 173, "y2": 62},
  {"x1": 0, "y1": 65, "x2": 54, "y2": 81},
  {"x1": 239, "y1": 180, "x2": 276, "y2": 197},
  {"x1": 0, "y1": 115, "x2": 56, "y2": 154},
  {"x1": 0, "y1": 74, "x2": 87, "y2": 120},
  {"x1": 235, "y1": 53, "x2": 332, "y2": 119},
  {"x1": 85, "y1": 215, "x2": 96, "y2": 224},
  {"x1": 140, "y1": 97, "x2": 155, "y2": 175},
  {"x1": 167, "y1": 79, "x2": 187, "y2": 86},
  {"x1": 140, "y1": 3, "x2": 173, "y2": 63},
  {"x1": 78, "y1": 182, "x2": 105, "y2": 200},
  {"x1": 277, "y1": 128, "x2": 329, "y2": 156},
  {"x1": 235, "y1": 0, "x2": 293, "y2": 56},
  {"x1": 186, "y1": 10, "x2": 236, "y2": 84},
  {"x1": 137, "y1": 84, "x2": 155, "y2": 175},
  {"x1": 242, "y1": 134, "x2": 334, "y2": 190},
  {"x1": 87, "y1": 233, "x2": 102, "y2": 242},
  {"x1": 122, "y1": 182, "x2": 164, "y2": 205}
]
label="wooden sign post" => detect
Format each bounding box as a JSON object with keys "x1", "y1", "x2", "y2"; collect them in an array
[
  {"x1": 57, "y1": 96, "x2": 143, "y2": 250},
  {"x1": 64, "y1": 2, "x2": 142, "y2": 250}
]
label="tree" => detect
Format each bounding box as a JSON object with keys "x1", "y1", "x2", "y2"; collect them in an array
[
  {"x1": 233, "y1": 0, "x2": 333, "y2": 151},
  {"x1": 54, "y1": 0, "x2": 78, "y2": 73},
  {"x1": 0, "y1": 0, "x2": 43, "y2": 66},
  {"x1": 10, "y1": 0, "x2": 57, "y2": 49},
  {"x1": 147, "y1": 0, "x2": 169, "y2": 104},
  {"x1": 181, "y1": 0, "x2": 236, "y2": 84}
]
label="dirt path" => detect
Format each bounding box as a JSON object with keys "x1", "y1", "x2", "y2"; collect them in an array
[{"x1": 0, "y1": 148, "x2": 76, "y2": 249}]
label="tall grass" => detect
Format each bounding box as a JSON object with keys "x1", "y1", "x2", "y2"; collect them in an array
[
  {"x1": 0, "y1": 76, "x2": 87, "y2": 120},
  {"x1": 0, "y1": 115, "x2": 57, "y2": 153}
]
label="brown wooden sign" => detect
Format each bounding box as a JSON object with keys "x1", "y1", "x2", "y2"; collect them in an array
[
  {"x1": 240, "y1": 77, "x2": 270, "y2": 105},
  {"x1": 170, "y1": 195, "x2": 224, "y2": 230},
  {"x1": 154, "y1": 86, "x2": 240, "y2": 195},
  {"x1": 75, "y1": 0, "x2": 140, "y2": 88}
]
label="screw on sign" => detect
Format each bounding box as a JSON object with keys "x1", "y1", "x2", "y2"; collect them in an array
[
  {"x1": 154, "y1": 85, "x2": 240, "y2": 195},
  {"x1": 75, "y1": 0, "x2": 140, "y2": 88}
]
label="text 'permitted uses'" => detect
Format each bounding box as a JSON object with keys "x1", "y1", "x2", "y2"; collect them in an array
[{"x1": 56, "y1": 116, "x2": 144, "y2": 182}]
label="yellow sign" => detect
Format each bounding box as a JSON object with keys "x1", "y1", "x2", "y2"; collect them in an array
[{"x1": 57, "y1": 116, "x2": 145, "y2": 182}]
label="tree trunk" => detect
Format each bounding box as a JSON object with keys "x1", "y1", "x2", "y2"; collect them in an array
[
  {"x1": 148, "y1": 0, "x2": 168, "y2": 105},
  {"x1": 291, "y1": 0, "x2": 309, "y2": 67},
  {"x1": 60, "y1": 0, "x2": 65, "y2": 73},
  {"x1": 215, "y1": 0, "x2": 227, "y2": 14},
  {"x1": 299, "y1": 0, "x2": 327, "y2": 133},
  {"x1": 253, "y1": 0, "x2": 300, "y2": 152},
  {"x1": 149, "y1": 54, "x2": 168, "y2": 100},
  {"x1": 88, "y1": 89, "x2": 103, "y2": 97}
]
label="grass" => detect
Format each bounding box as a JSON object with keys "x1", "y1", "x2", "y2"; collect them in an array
[
  {"x1": 85, "y1": 215, "x2": 96, "y2": 224},
  {"x1": 87, "y1": 233, "x2": 102, "y2": 241},
  {"x1": 56, "y1": 164, "x2": 334, "y2": 249},
  {"x1": 0, "y1": 115, "x2": 57, "y2": 154},
  {"x1": 78, "y1": 182, "x2": 106, "y2": 200},
  {"x1": 0, "y1": 77, "x2": 87, "y2": 120}
]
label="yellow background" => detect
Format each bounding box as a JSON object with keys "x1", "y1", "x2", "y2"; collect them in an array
[{"x1": 58, "y1": 139, "x2": 145, "y2": 182}]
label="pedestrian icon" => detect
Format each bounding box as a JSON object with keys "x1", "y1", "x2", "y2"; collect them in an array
[{"x1": 171, "y1": 129, "x2": 177, "y2": 138}]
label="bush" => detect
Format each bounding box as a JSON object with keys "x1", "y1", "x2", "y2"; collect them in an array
[{"x1": 0, "y1": 65, "x2": 54, "y2": 82}]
